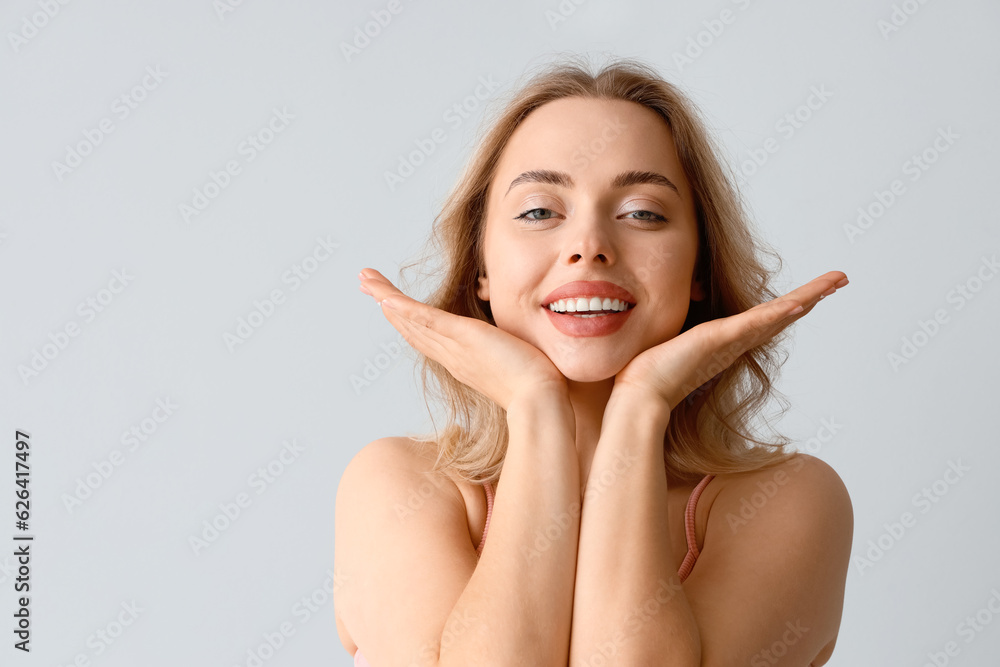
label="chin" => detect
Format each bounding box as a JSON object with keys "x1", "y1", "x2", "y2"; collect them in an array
[
  {"x1": 560, "y1": 370, "x2": 619, "y2": 384},
  {"x1": 549, "y1": 353, "x2": 628, "y2": 384}
]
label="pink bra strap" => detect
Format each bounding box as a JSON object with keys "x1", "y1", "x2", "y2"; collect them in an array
[
  {"x1": 677, "y1": 474, "x2": 715, "y2": 582},
  {"x1": 477, "y1": 481, "x2": 495, "y2": 556}
]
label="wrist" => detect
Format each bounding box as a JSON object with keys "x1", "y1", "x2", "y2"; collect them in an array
[
  {"x1": 506, "y1": 385, "x2": 575, "y2": 428},
  {"x1": 605, "y1": 384, "x2": 672, "y2": 433}
]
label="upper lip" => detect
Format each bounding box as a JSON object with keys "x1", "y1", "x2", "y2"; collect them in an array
[{"x1": 542, "y1": 281, "x2": 636, "y2": 307}]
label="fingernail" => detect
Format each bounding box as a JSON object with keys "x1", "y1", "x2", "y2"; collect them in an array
[
  {"x1": 787, "y1": 304, "x2": 804, "y2": 315},
  {"x1": 834, "y1": 277, "x2": 849, "y2": 288},
  {"x1": 821, "y1": 286, "x2": 836, "y2": 297},
  {"x1": 359, "y1": 283, "x2": 372, "y2": 296},
  {"x1": 380, "y1": 297, "x2": 396, "y2": 310}
]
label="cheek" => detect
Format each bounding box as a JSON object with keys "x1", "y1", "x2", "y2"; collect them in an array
[
  {"x1": 490, "y1": 277, "x2": 542, "y2": 329},
  {"x1": 485, "y1": 244, "x2": 548, "y2": 309},
  {"x1": 640, "y1": 269, "x2": 696, "y2": 340}
]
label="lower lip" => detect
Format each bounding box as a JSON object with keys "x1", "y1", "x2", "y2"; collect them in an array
[{"x1": 543, "y1": 306, "x2": 634, "y2": 337}]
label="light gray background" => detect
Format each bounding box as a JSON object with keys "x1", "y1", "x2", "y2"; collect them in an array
[{"x1": 2, "y1": 1, "x2": 998, "y2": 665}]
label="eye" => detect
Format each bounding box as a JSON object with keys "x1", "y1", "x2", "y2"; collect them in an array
[
  {"x1": 513, "y1": 208, "x2": 557, "y2": 223},
  {"x1": 623, "y1": 210, "x2": 668, "y2": 223}
]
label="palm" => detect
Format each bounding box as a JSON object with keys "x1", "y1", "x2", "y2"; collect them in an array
[
  {"x1": 614, "y1": 271, "x2": 847, "y2": 411},
  {"x1": 359, "y1": 269, "x2": 567, "y2": 410}
]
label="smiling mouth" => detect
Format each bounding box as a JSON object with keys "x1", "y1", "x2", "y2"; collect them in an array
[
  {"x1": 556, "y1": 311, "x2": 630, "y2": 318},
  {"x1": 542, "y1": 297, "x2": 636, "y2": 317},
  {"x1": 541, "y1": 298, "x2": 635, "y2": 337}
]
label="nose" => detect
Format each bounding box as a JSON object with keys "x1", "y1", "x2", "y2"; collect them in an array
[{"x1": 564, "y1": 215, "x2": 615, "y2": 266}]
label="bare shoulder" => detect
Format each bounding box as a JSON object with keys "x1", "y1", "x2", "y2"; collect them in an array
[
  {"x1": 334, "y1": 434, "x2": 467, "y2": 568},
  {"x1": 334, "y1": 436, "x2": 477, "y2": 662},
  {"x1": 684, "y1": 453, "x2": 853, "y2": 666},
  {"x1": 336, "y1": 436, "x2": 472, "y2": 525},
  {"x1": 342, "y1": 435, "x2": 448, "y2": 477},
  {"x1": 706, "y1": 453, "x2": 854, "y2": 560}
]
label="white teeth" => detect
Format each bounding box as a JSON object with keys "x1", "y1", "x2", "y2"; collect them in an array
[{"x1": 547, "y1": 297, "x2": 631, "y2": 314}]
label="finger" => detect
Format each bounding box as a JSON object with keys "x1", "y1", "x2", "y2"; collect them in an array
[
  {"x1": 361, "y1": 270, "x2": 474, "y2": 342},
  {"x1": 360, "y1": 270, "x2": 460, "y2": 338},
  {"x1": 743, "y1": 271, "x2": 844, "y2": 335},
  {"x1": 375, "y1": 294, "x2": 470, "y2": 377},
  {"x1": 774, "y1": 271, "x2": 847, "y2": 310},
  {"x1": 694, "y1": 269, "x2": 849, "y2": 353},
  {"x1": 717, "y1": 274, "x2": 832, "y2": 350},
  {"x1": 715, "y1": 297, "x2": 801, "y2": 353},
  {"x1": 375, "y1": 292, "x2": 452, "y2": 354},
  {"x1": 381, "y1": 304, "x2": 448, "y2": 361},
  {"x1": 358, "y1": 268, "x2": 438, "y2": 343},
  {"x1": 751, "y1": 271, "x2": 849, "y2": 341},
  {"x1": 377, "y1": 297, "x2": 494, "y2": 395},
  {"x1": 358, "y1": 268, "x2": 407, "y2": 302},
  {"x1": 358, "y1": 269, "x2": 417, "y2": 312},
  {"x1": 358, "y1": 268, "x2": 474, "y2": 366}
]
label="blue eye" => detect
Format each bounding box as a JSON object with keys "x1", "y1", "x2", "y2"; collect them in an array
[
  {"x1": 513, "y1": 208, "x2": 555, "y2": 223},
  {"x1": 625, "y1": 210, "x2": 668, "y2": 223},
  {"x1": 512, "y1": 209, "x2": 668, "y2": 225}
]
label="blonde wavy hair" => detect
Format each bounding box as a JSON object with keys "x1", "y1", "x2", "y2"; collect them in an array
[{"x1": 399, "y1": 55, "x2": 797, "y2": 488}]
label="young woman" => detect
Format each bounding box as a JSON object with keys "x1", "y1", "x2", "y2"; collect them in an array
[{"x1": 336, "y1": 57, "x2": 852, "y2": 667}]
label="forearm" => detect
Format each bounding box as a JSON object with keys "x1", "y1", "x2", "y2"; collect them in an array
[
  {"x1": 569, "y1": 389, "x2": 701, "y2": 666},
  {"x1": 440, "y1": 389, "x2": 581, "y2": 667}
]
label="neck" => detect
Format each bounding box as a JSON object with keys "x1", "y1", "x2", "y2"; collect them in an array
[
  {"x1": 566, "y1": 377, "x2": 616, "y2": 486},
  {"x1": 566, "y1": 377, "x2": 682, "y2": 490}
]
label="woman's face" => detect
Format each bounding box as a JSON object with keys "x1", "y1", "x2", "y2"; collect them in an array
[{"x1": 477, "y1": 96, "x2": 705, "y2": 383}]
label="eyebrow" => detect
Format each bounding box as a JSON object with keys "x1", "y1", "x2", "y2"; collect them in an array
[{"x1": 504, "y1": 169, "x2": 680, "y2": 198}]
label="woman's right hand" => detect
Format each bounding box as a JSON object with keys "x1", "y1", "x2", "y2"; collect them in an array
[{"x1": 358, "y1": 268, "x2": 569, "y2": 412}]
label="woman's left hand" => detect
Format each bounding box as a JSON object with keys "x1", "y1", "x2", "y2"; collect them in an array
[{"x1": 612, "y1": 271, "x2": 848, "y2": 411}]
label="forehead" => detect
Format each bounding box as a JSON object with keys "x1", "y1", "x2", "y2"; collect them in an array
[{"x1": 490, "y1": 96, "x2": 686, "y2": 197}]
